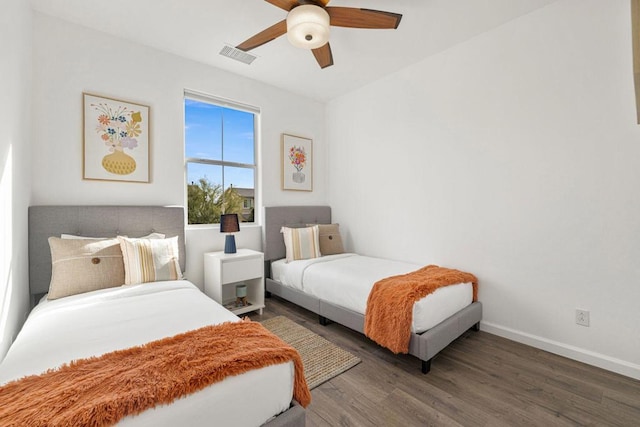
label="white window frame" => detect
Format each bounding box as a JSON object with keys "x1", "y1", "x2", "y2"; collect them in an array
[{"x1": 184, "y1": 90, "x2": 259, "y2": 225}]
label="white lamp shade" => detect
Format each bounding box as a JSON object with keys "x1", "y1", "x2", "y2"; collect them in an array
[{"x1": 286, "y1": 5, "x2": 330, "y2": 49}]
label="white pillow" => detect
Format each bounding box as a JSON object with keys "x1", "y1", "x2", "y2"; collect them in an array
[
  {"x1": 61, "y1": 234, "x2": 113, "y2": 239},
  {"x1": 117, "y1": 236, "x2": 182, "y2": 285},
  {"x1": 61, "y1": 232, "x2": 165, "y2": 239},
  {"x1": 140, "y1": 232, "x2": 166, "y2": 239},
  {"x1": 281, "y1": 225, "x2": 321, "y2": 263}
]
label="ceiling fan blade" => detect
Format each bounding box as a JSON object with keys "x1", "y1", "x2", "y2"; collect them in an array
[
  {"x1": 265, "y1": 0, "x2": 299, "y2": 11},
  {"x1": 326, "y1": 7, "x2": 402, "y2": 29},
  {"x1": 236, "y1": 20, "x2": 287, "y2": 51},
  {"x1": 312, "y1": 43, "x2": 334, "y2": 69}
]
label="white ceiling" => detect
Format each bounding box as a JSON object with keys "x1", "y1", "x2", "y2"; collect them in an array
[{"x1": 30, "y1": 0, "x2": 558, "y2": 102}]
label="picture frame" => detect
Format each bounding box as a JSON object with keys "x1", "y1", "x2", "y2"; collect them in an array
[
  {"x1": 83, "y1": 93, "x2": 150, "y2": 183},
  {"x1": 282, "y1": 133, "x2": 313, "y2": 191}
]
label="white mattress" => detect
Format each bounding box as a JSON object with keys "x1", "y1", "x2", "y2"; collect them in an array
[
  {"x1": 0, "y1": 280, "x2": 294, "y2": 427},
  {"x1": 271, "y1": 254, "x2": 473, "y2": 333}
]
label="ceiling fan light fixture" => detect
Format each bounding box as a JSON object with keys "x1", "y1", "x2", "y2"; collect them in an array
[{"x1": 286, "y1": 5, "x2": 330, "y2": 50}]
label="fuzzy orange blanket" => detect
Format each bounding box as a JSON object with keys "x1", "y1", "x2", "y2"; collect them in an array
[
  {"x1": 364, "y1": 265, "x2": 478, "y2": 354},
  {"x1": 0, "y1": 321, "x2": 311, "y2": 427}
]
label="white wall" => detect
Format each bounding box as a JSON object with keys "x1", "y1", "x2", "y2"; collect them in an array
[
  {"x1": 0, "y1": 0, "x2": 32, "y2": 360},
  {"x1": 31, "y1": 13, "x2": 328, "y2": 289},
  {"x1": 327, "y1": 0, "x2": 640, "y2": 379}
]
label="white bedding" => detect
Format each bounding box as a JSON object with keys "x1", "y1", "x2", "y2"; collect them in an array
[
  {"x1": 0, "y1": 280, "x2": 294, "y2": 427},
  {"x1": 271, "y1": 254, "x2": 473, "y2": 333}
]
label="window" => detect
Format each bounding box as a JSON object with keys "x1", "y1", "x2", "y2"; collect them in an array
[{"x1": 185, "y1": 91, "x2": 258, "y2": 225}]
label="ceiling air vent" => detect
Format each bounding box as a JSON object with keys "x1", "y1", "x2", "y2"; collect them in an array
[{"x1": 219, "y1": 45, "x2": 257, "y2": 65}]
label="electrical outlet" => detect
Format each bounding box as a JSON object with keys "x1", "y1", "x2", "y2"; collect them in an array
[{"x1": 576, "y1": 309, "x2": 590, "y2": 327}]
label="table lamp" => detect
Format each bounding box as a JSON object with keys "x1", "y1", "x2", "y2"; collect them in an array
[{"x1": 220, "y1": 213, "x2": 240, "y2": 254}]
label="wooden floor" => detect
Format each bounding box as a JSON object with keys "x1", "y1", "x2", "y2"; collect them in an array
[{"x1": 250, "y1": 296, "x2": 640, "y2": 427}]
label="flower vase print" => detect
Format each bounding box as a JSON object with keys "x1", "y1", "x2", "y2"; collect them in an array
[
  {"x1": 94, "y1": 105, "x2": 140, "y2": 175},
  {"x1": 282, "y1": 134, "x2": 312, "y2": 191},
  {"x1": 289, "y1": 145, "x2": 306, "y2": 183},
  {"x1": 83, "y1": 93, "x2": 150, "y2": 183}
]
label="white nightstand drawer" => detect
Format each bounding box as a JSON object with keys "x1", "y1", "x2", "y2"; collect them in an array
[{"x1": 222, "y1": 258, "x2": 262, "y2": 284}]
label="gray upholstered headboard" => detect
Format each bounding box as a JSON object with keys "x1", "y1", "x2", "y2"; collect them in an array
[
  {"x1": 28, "y1": 205, "x2": 186, "y2": 297},
  {"x1": 263, "y1": 206, "x2": 331, "y2": 261}
]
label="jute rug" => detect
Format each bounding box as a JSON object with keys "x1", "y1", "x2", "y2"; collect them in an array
[{"x1": 261, "y1": 316, "x2": 361, "y2": 389}]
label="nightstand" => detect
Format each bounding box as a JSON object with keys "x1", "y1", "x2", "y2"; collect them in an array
[{"x1": 204, "y1": 249, "x2": 265, "y2": 316}]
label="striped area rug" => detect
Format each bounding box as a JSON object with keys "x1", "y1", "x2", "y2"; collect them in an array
[{"x1": 261, "y1": 316, "x2": 361, "y2": 389}]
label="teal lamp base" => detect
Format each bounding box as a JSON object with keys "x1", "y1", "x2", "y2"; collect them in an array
[{"x1": 224, "y1": 234, "x2": 237, "y2": 254}]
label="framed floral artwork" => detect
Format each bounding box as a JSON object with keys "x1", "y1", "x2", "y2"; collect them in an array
[
  {"x1": 282, "y1": 134, "x2": 312, "y2": 191},
  {"x1": 83, "y1": 93, "x2": 150, "y2": 182}
]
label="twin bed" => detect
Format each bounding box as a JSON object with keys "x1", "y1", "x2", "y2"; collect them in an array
[
  {"x1": 0, "y1": 206, "x2": 305, "y2": 427},
  {"x1": 1, "y1": 204, "x2": 482, "y2": 426},
  {"x1": 263, "y1": 205, "x2": 483, "y2": 373}
]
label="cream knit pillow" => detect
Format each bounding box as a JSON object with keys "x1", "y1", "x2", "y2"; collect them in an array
[{"x1": 48, "y1": 237, "x2": 124, "y2": 300}]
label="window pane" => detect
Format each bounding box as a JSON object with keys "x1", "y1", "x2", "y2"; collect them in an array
[
  {"x1": 185, "y1": 92, "x2": 257, "y2": 226},
  {"x1": 187, "y1": 162, "x2": 222, "y2": 224},
  {"x1": 222, "y1": 108, "x2": 255, "y2": 164},
  {"x1": 185, "y1": 99, "x2": 222, "y2": 160},
  {"x1": 224, "y1": 166, "x2": 254, "y2": 222},
  {"x1": 224, "y1": 166, "x2": 254, "y2": 190},
  {"x1": 187, "y1": 162, "x2": 222, "y2": 188}
]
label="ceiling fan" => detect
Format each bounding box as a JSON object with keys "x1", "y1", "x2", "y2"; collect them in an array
[{"x1": 236, "y1": 0, "x2": 402, "y2": 69}]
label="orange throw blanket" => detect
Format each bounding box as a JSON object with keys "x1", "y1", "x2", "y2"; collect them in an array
[
  {"x1": 0, "y1": 321, "x2": 311, "y2": 427},
  {"x1": 364, "y1": 265, "x2": 478, "y2": 354}
]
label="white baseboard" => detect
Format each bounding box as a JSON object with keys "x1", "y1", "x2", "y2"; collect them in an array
[{"x1": 480, "y1": 321, "x2": 640, "y2": 381}]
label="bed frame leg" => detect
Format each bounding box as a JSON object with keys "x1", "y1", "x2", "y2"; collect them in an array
[
  {"x1": 319, "y1": 316, "x2": 330, "y2": 326},
  {"x1": 472, "y1": 322, "x2": 480, "y2": 332},
  {"x1": 421, "y1": 359, "x2": 432, "y2": 374}
]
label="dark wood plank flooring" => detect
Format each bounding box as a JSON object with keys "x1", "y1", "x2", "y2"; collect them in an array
[{"x1": 250, "y1": 296, "x2": 640, "y2": 427}]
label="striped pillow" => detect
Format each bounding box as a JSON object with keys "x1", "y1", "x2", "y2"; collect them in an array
[
  {"x1": 118, "y1": 236, "x2": 182, "y2": 285},
  {"x1": 281, "y1": 225, "x2": 321, "y2": 262}
]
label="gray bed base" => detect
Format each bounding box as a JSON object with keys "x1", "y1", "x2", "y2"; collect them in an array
[
  {"x1": 263, "y1": 401, "x2": 305, "y2": 427},
  {"x1": 263, "y1": 205, "x2": 482, "y2": 374},
  {"x1": 28, "y1": 205, "x2": 305, "y2": 427}
]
